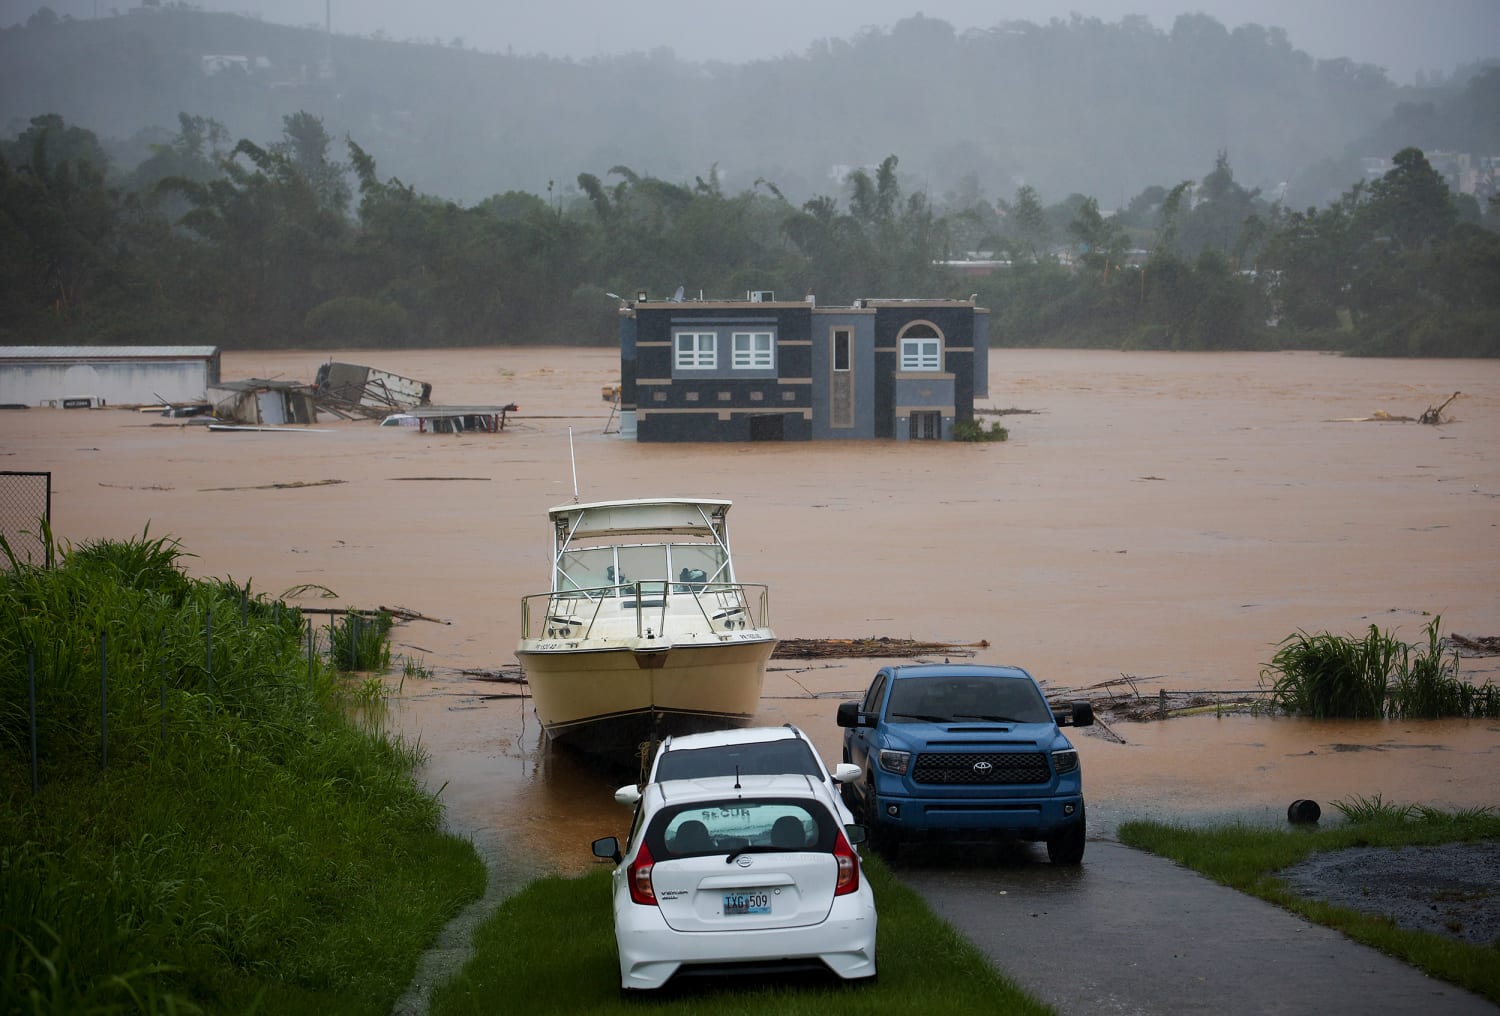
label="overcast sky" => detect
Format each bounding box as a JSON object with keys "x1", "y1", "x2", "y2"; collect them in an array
[{"x1": 5, "y1": 1, "x2": 1497, "y2": 84}]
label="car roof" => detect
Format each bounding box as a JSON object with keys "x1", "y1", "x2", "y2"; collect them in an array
[
  {"x1": 888, "y1": 663, "x2": 1034, "y2": 681},
  {"x1": 644, "y1": 773, "x2": 826, "y2": 808},
  {"x1": 658, "y1": 724, "x2": 806, "y2": 751}
]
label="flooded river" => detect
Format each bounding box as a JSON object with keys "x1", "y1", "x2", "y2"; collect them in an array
[{"x1": 5, "y1": 346, "x2": 1498, "y2": 883}]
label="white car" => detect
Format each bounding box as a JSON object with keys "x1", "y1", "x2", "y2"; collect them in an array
[
  {"x1": 591, "y1": 774, "x2": 878, "y2": 992},
  {"x1": 638, "y1": 724, "x2": 863, "y2": 825}
]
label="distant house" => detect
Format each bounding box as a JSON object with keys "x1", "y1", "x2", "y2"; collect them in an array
[{"x1": 617, "y1": 293, "x2": 988, "y2": 441}]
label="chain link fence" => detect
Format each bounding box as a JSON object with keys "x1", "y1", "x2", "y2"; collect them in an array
[{"x1": 0, "y1": 470, "x2": 52, "y2": 569}]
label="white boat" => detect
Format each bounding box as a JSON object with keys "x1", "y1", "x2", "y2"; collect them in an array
[{"x1": 516, "y1": 497, "x2": 776, "y2": 764}]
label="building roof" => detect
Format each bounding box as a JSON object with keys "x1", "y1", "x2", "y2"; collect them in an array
[{"x1": 0, "y1": 346, "x2": 220, "y2": 360}]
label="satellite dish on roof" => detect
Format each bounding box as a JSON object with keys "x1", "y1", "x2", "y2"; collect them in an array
[{"x1": 672, "y1": 285, "x2": 685, "y2": 302}]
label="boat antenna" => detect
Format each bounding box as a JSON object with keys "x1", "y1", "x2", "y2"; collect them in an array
[{"x1": 568, "y1": 427, "x2": 580, "y2": 503}]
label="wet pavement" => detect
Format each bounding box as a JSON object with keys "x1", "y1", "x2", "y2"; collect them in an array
[{"x1": 898, "y1": 840, "x2": 1498, "y2": 1015}]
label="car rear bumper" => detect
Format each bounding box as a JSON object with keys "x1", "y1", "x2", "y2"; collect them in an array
[{"x1": 615, "y1": 892, "x2": 877, "y2": 990}]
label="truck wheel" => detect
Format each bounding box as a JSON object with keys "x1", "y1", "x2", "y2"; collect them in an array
[
  {"x1": 867, "y1": 817, "x2": 898, "y2": 857},
  {"x1": 1046, "y1": 805, "x2": 1086, "y2": 864},
  {"x1": 865, "y1": 787, "x2": 899, "y2": 857}
]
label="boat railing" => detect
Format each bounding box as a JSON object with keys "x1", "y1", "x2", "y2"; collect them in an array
[{"x1": 520, "y1": 581, "x2": 771, "y2": 640}]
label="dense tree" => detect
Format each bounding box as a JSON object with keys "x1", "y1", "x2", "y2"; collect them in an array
[{"x1": 0, "y1": 106, "x2": 1493, "y2": 356}]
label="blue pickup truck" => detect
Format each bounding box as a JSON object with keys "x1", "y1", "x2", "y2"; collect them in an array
[{"x1": 836, "y1": 663, "x2": 1093, "y2": 862}]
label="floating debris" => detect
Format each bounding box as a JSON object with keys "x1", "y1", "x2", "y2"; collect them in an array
[{"x1": 772, "y1": 636, "x2": 989, "y2": 659}]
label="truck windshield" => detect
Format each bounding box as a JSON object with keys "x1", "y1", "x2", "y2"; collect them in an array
[{"x1": 886, "y1": 676, "x2": 1051, "y2": 724}]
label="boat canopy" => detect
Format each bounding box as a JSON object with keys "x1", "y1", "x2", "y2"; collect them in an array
[{"x1": 548, "y1": 498, "x2": 732, "y2": 541}]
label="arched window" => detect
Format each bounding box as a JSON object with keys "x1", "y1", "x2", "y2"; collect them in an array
[{"x1": 898, "y1": 323, "x2": 942, "y2": 371}]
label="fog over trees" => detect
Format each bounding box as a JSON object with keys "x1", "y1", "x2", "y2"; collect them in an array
[
  {"x1": 1, "y1": 8, "x2": 1496, "y2": 355},
  {"x1": 4, "y1": 8, "x2": 1494, "y2": 207}
]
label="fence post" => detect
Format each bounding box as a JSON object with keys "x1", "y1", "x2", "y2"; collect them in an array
[
  {"x1": 307, "y1": 621, "x2": 315, "y2": 685},
  {"x1": 28, "y1": 645, "x2": 38, "y2": 795},
  {"x1": 100, "y1": 632, "x2": 108, "y2": 771},
  {"x1": 1158, "y1": 687, "x2": 1167, "y2": 720},
  {"x1": 205, "y1": 606, "x2": 213, "y2": 696},
  {"x1": 160, "y1": 630, "x2": 167, "y2": 747}
]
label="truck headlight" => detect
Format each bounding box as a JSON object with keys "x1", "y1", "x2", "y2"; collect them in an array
[
  {"x1": 1052, "y1": 749, "x2": 1079, "y2": 775},
  {"x1": 877, "y1": 749, "x2": 911, "y2": 775}
]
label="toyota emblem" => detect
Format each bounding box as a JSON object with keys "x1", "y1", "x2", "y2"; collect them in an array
[{"x1": 973, "y1": 761, "x2": 993, "y2": 773}]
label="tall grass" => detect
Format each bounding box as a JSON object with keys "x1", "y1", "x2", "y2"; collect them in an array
[
  {"x1": 1, "y1": 530, "x2": 485, "y2": 1014},
  {"x1": 330, "y1": 610, "x2": 393, "y2": 672},
  {"x1": 1260, "y1": 616, "x2": 1498, "y2": 719}
]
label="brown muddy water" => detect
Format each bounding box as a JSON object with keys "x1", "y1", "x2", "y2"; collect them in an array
[{"x1": 5, "y1": 347, "x2": 1498, "y2": 884}]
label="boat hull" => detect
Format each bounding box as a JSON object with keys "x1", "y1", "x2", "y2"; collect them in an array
[{"x1": 517, "y1": 635, "x2": 775, "y2": 764}]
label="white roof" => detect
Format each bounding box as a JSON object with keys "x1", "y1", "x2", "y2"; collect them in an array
[
  {"x1": 660, "y1": 725, "x2": 803, "y2": 751},
  {"x1": 0, "y1": 346, "x2": 219, "y2": 360},
  {"x1": 548, "y1": 497, "x2": 732, "y2": 539}
]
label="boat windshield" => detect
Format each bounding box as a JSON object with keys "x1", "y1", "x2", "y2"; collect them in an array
[
  {"x1": 885, "y1": 675, "x2": 1052, "y2": 724},
  {"x1": 556, "y1": 543, "x2": 729, "y2": 594}
]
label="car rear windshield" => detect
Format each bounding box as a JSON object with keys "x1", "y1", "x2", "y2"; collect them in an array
[
  {"x1": 655, "y1": 740, "x2": 823, "y2": 782},
  {"x1": 886, "y1": 675, "x2": 1052, "y2": 724},
  {"x1": 648, "y1": 797, "x2": 837, "y2": 858}
]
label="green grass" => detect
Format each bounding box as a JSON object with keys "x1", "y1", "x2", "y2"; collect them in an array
[
  {"x1": 429, "y1": 853, "x2": 1051, "y2": 1015},
  {"x1": 1, "y1": 530, "x2": 486, "y2": 1014},
  {"x1": 329, "y1": 610, "x2": 393, "y2": 672},
  {"x1": 1118, "y1": 801, "x2": 1500, "y2": 1005}
]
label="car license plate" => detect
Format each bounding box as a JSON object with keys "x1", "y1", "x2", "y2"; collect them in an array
[{"x1": 723, "y1": 891, "x2": 770, "y2": 916}]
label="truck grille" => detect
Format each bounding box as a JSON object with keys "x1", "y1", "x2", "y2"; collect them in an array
[{"x1": 912, "y1": 751, "x2": 1051, "y2": 785}]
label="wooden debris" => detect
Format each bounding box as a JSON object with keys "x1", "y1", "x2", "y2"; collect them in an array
[
  {"x1": 463, "y1": 666, "x2": 526, "y2": 684},
  {"x1": 1447, "y1": 634, "x2": 1500, "y2": 656},
  {"x1": 772, "y1": 636, "x2": 989, "y2": 660},
  {"x1": 1420, "y1": 391, "x2": 1461, "y2": 425},
  {"x1": 200, "y1": 479, "x2": 346, "y2": 491},
  {"x1": 378, "y1": 605, "x2": 451, "y2": 625}
]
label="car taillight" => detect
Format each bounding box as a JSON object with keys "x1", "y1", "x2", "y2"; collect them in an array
[
  {"x1": 628, "y1": 841, "x2": 656, "y2": 906},
  {"x1": 833, "y1": 831, "x2": 860, "y2": 896}
]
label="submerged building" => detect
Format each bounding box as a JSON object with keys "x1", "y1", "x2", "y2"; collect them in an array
[
  {"x1": 617, "y1": 293, "x2": 988, "y2": 441},
  {"x1": 0, "y1": 346, "x2": 220, "y2": 407}
]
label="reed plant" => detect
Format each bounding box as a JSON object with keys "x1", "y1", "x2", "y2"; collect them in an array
[
  {"x1": 330, "y1": 610, "x2": 393, "y2": 672},
  {"x1": 1260, "y1": 617, "x2": 1497, "y2": 719},
  {"x1": 0, "y1": 530, "x2": 485, "y2": 1014}
]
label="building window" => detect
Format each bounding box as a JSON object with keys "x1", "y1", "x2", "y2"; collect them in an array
[
  {"x1": 675, "y1": 332, "x2": 716, "y2": 369},
  {"x1": 833, "y1": 328, "x2": 851, "y2": 372},
  {"x1": 732, "y1": 331, "x2": 774, "y2": 369},
  {"x1": 900, "y1": 337, "x2": 941, "y2": 371}
]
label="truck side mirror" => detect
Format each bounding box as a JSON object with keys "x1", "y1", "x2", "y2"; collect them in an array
[
  {"x1": 1071, "y1": 701, "x2": 1095, "y2": 727},
  {"x1": 836, "y1": 701, "x2": 869, "y2": 728}
]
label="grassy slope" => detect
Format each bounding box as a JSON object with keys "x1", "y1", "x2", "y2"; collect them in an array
[{"x1": 0, "y1": 534, "x2": 486, "y2": 1014}]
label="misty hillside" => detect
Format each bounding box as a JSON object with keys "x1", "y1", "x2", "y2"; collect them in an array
[{"x1": 0, "y1": 8, "x2": 1492, "y2": 209}]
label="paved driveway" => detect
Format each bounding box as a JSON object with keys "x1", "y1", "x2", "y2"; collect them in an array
[{"x1": 896, "y1": 840, "x2": 1496, "y2": 1015}]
